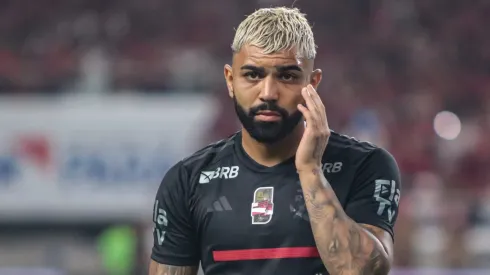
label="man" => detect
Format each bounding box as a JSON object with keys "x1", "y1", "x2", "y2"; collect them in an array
[{"x1": 149, "y1": 7, "x2": 401, "y2": 275}]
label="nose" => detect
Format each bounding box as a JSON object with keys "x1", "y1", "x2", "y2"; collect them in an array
[{"x1": 259, "y1": 76, "x2": 279, "y2": 102}]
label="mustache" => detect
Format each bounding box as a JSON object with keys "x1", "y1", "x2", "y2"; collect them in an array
[{"x1": 249, "y1": 102, "x2": 289, "y2": 117}]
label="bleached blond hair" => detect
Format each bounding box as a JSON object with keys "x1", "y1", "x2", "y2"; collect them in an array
[{"x1": 231, "y1": 7, "x2": 316, "y2": 59}]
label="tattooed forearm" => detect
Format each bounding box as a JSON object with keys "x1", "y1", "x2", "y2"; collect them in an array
[
  {"x1": 149, "y1": 261, "x2": 198, "y2": 275},
  {"x1": 298, "y1": 171, "x2": 390, "y2": 275},
  {"x1": 312, "y1": 137, "x2": 324, "y2": 161}
]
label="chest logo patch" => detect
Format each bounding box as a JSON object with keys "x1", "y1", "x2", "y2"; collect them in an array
[{"x1": 251, "y1": 187, "x2": 274, "y2": 225}]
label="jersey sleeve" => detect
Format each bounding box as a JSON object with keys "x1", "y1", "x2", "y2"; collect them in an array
[
  {"x1": 151, "y1": 162, "x2": 199, "y2": 266},
  {"x1": 345, "y1": 148, "x2": 402, "y2": 240}
]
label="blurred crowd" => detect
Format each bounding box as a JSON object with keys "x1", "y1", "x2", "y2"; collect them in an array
[{"x1": 1, "y1": 0, "x2": 490, "y2": 270}]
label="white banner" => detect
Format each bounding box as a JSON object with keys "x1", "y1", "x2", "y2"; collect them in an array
[{"x1": 0, "y1": 94, "x2": 217, "y2": 222}]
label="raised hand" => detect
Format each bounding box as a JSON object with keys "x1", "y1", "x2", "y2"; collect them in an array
[{"x1": 295, "y1": 84, "x2": 330, "y2": 173}]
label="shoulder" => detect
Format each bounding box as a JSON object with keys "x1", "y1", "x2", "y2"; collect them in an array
[
  {"x1": 327, "y1": 131, "x2": 378, "y2": 155},
  {"x1": 173, "y1": 133, "x2": 238, "y2": 178},
  {"x1": 157, "y1": 134, "x2": 237, "y2": 193},
  {"x1": 325, "y1": 131, "x2": 399, "y2": 175}
]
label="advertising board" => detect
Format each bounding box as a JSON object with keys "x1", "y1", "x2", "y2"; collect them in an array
[{"x1": 0, "y1": 94, "x2": 217, "y2": 222}]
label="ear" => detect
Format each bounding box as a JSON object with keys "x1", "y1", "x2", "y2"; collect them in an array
[
  {"x1": 310, "y1": 69, "x2": 322, "y2": 90},
  {"x1": 224, "y1": 64, "x2": 234, "y2": 98}
]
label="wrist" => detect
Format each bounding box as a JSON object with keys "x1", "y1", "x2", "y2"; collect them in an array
[{"x1": 296, "y1": 165, "x2": 323, "y2": 176}]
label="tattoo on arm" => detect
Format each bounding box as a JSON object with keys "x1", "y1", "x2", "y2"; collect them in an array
[
  {"x1": 312, "y1": 136, "x2": 324, "y2": 161},
  {"x1": 149, "y1": 261, "x2": 198, "y2": 275},
  {"x1": 300, "y1": 174, "x2": 390, "y2": 275}
]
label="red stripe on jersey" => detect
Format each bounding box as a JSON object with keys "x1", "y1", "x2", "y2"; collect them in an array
[{"x1": 213, "y1": 247, "x2": 320, "y2": 261}]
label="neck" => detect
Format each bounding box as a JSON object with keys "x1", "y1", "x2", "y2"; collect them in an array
[{"x1": 241, "y1": 124, "x2": 304, "y2": 167}]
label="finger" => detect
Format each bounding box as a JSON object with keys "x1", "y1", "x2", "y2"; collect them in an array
[
  {"x1": 301, "y1": 88, "x2": 321, "y2": 129},
  {"x1": 306, "y1": 84, "x2": 329, "y2": 130},
  {"x1": 301, "y1": 86, "x2": 316, "y2": 109},
  {"x1": 297, "y1": 104, "x2": 317, "y2": 129},
  {"x1": 301, "y1": 87, "x2": 319, "y2": 117},
  {"x1": 306, "y1": 85, "x2": 324, "y2": 113},
  {"x1": 302, "y1": 86, "x2": 324, "y2": 132}
]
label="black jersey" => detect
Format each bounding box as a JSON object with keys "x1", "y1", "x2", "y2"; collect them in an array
[{"x1": 151, "y1": 131, "x2": 401, "y2": 275}]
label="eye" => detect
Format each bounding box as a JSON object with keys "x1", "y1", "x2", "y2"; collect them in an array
[
  {"x1": 279, "y1": 73, "x2": 297, "y2": 81},
  {"x1": 244, "y1": 71, "x2": 261, "y2": 80}
]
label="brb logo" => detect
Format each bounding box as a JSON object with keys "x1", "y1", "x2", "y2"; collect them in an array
[
  {"x1": 199, "y1": 166, "x2": 239, "y2": 184},
  {"x1": 0, "y1": 135, "x2": 51, "y2": 184}
]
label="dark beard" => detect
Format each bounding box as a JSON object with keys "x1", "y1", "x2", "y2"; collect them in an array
[{"x1": 233, "y1": 96, "x2": 303, "y2": 144}]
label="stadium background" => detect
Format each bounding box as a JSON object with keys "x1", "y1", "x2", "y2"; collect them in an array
[{"x1": 0, "y1": 0, "x2": 489, "y2": 274}]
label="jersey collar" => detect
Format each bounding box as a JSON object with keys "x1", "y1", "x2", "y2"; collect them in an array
[{"x1": 233, "y1": 131, "x2": 296, "y2": 174}]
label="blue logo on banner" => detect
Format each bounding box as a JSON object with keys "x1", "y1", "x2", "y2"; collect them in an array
[
  {"x1": 0, "y1": 156, "x2": 17, "y2": 185},
  {"x1": 60, "y1": 149, "x2": 174, "y2": 186}
]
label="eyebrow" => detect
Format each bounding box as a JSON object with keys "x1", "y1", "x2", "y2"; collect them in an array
[
  {"x1": 276, "y1": 65, "x2": 303, "y2": 73},
  {"x1": 240, "y1": 65, "x2": 265, "y2": 73},
  {"x1": 240, "y1": 64, "x2": 303, "y2": 73}
]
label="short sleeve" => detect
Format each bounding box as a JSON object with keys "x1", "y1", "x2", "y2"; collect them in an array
[
  {"x1": 151, "y1": 162, "x2": 199, "y2": 266},
  {"x1": 345, "y1": 148, "x2": 402, "y2": 241}
]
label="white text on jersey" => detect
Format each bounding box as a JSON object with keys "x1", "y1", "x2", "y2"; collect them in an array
[
  {"x1": 322, "y1": 162, "x2": 343, "y2": 173},
  {"x1": 199, "y1": 166, "x2": 239, "y2": 183},
  {"x1": 153, "y1": 200, "x2": 167, "y2": 245}
]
